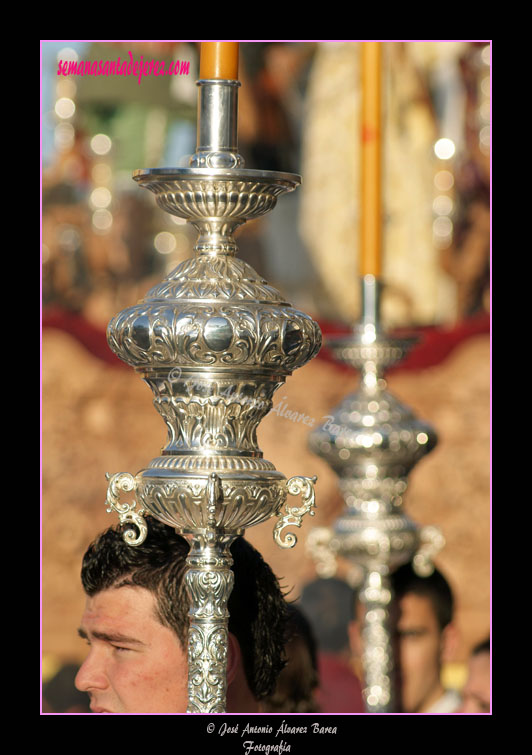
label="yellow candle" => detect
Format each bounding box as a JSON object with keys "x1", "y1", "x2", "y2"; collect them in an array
[
  {"x1": 199, "y1": 42, "x2": 239, "y2": 80},
  {"x1": 360, "y1": 41, "x2": 382, "y2": 278}
]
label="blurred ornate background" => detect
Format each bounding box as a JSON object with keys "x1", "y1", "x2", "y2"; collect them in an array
[{"x1": 41, "y1": 40, "x2": 490, "y2": 696}]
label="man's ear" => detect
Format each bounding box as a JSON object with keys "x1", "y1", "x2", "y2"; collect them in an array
[{"x1": 227, "y1": 632, "x2": 241, "y2": 686}]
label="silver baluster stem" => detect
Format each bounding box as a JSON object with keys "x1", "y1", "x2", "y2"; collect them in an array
[
  {"x1": 184, "y1": 532, "x2": 236, "y2": 713},
  {"x1": 359, "y1": 569, "x2": 394, "y2": 713},
  {"x1": 360, "y1": 273, "x2": 382, "y2": 333}
]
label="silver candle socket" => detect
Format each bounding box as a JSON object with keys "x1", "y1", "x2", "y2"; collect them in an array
[
  {"x1": 104, "y1": 73, "x2": 321, "y2": 713},
  {"x1": 191, "y1": 79, "x2": 243, "y2": 169},
  {"x1": 307, "y1": 274, "x2": 444, "y2": 712}
]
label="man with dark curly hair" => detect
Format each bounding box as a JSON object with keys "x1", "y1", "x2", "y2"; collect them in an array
[{"x1": 75, "y1": 516, "x2": 288, "y2": 713}]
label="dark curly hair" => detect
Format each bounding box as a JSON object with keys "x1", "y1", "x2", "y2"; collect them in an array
[
  {"x1": 80, "y1": 516, "x2": 288, "y2": 700},
  {"x1": 391, "y1": 562, "x2": 454, "y2": 631}
]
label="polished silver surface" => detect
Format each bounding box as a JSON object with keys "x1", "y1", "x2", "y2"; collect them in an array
[
  {"x1": 274, "y1": 475, "x2": 318, "y2": 548},
  {"x1": 308, "y1": 274, "x2": 443, "y2": 713},
  {"x1": 184, "y1": 528, "x2": 236, "y2": 712},
  {"x1": 192, "y1": 80, "x2": 242, "y2": 169},
  {"x1": 132, "y1": 169, "x2": 301, "y2": 258},
  {"x1": 104, "y1": 472, "x2": 147, "y2": 546},
  {"x1": 105, "y1": 73, "x2": 321, "y2": 712},
  {"x1": 360, "y1": 273, "x2": 381, "y2": 329}
]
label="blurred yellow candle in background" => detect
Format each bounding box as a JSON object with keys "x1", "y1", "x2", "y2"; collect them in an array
[{"x1": 360, "y1": 41, "x2": 382, "y2": 278}]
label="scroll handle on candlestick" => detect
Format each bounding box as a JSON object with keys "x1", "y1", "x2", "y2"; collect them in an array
[
  {"x1": 274, "y1": 475, "x2": 318, "y2": 549},
  {"x1": 105, "y1": 472, "x2": 147, "y2": 546}
]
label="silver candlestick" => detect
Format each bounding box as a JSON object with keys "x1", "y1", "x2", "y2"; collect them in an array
[
  {"x1": 307, "y1": 274, "x2": 444, "y2": 712},
  {"x1": 104, "y1": 69, "x2": 321, "y2": 713}
]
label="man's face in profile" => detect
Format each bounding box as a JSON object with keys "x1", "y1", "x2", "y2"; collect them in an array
[{"x1": 75, "y1": 585, "x2": 189, "y2": 713}]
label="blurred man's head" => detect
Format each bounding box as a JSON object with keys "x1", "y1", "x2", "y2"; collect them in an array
[
  {"x1": 351, "y1": 562, "x2": 459, "y2": 713},
  {"x1": 459, "y1": 638, "x2": 490, "y2": 713},
  {"x1": 299, "y1": 576, "x2": 364, "y2": 714},
  {"x1": 75, "y1": 517, "x2": 288, "y2": 713},
  {"x1": 299, "y1": 577, "x2": 357, "y2": 658}
]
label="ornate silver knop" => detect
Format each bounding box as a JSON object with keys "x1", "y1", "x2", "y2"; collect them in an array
[{"x1": 104, "y1": 65, "x2": 321, "y2": 712}]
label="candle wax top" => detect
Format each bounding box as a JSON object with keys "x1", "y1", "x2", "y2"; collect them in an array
[{"x1": 199, "y1": 42, "x2": 239, "y2": 80}]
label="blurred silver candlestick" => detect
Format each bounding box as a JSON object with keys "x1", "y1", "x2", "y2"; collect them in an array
[
  {"x1": 307, "y1": 274, "x2": 444, "y2": 712},
  {"x1": 104, "y1": 46, "x2": 321, "y2": 713},
  {"x1": 308, "y1": 41, "x2": 444, "y2": 712}
]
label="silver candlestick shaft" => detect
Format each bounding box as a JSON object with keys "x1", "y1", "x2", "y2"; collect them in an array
[
  {"x1": 104, "y1": 67, "x2": 321, "y2": 713},
  {"x1": 307, "y1": 274, "x2": 444, "y2": 712}
]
